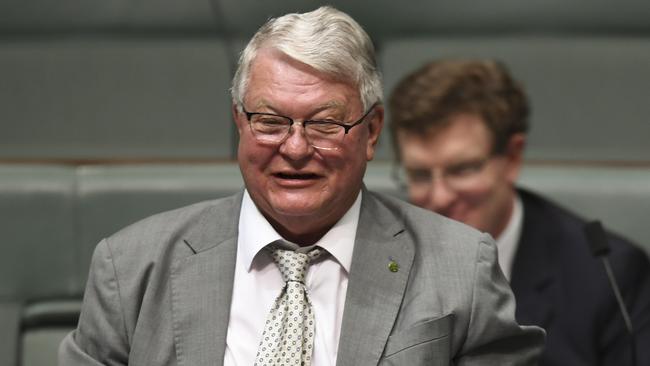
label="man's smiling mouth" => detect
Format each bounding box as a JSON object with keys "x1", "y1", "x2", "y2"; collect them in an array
[{"x1": 274, "y1": 172, "x2": 321, "y2": 180}]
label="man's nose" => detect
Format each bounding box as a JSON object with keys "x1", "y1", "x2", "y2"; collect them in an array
[
  {"x1": 428, "y1": 177, "x2": 457, "y2": 213},
  {"x1": 278, "y1": 123, "x2": 314, "y2": 161}
]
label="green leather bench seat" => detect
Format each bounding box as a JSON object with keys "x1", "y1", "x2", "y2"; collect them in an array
[
  {"x1": 0, "y1": 165, "x2": 76, "y2": 366},
  {"x1": 1, "y1": 162, "x2": 649, "y2": 366}
]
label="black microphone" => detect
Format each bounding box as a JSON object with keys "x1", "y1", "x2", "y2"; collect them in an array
[{"x1": 584, "y1": 220, "x2": 636, "y2": 366}]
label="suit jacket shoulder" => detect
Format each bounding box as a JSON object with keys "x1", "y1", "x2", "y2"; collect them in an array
[
  {"x1": 512, "y1": 188, "x2": 650, "y2": 366},
  {"x1": 344, "y1": 190, "x2": 545, "y2": 365},
  {"x1": 60, "y1": 192, "x2": 243, "y2": 365},
  {"x1": 106, "y1": 192, "x2": 242, "y2": 259}
]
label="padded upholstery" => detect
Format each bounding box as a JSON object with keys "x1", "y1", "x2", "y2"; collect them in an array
[
  {"x1": 75, "y1": 164, "x2": 244, "y2": 284},
  {"x1": 0, "y1": 0, "x2": 222, "y2": 32},
  {"x1": 518, "y1": 165, "x2": 650, "y2": 250},
  {"x1": 371, "y1": 162, "x2": 650, "y2": 253},
  {"x1": 0, "y1": 165, "x2": 77, "y2": 301},
  {"x1": 379, "y1": 36, "x2": 650, "y2": 161},
  {"x1": 20, "y1": 300, "x2": 81, "y2": 366},
  {"x1": 4, "y1": 0, "x2": 650, "y2": 35},
  {"x1": 3, "y1": 1, "x2": 650, "y2": 162},
  {"x1": 21, "y1": 327, "x2": 74, "y2": 366},
  {"x1": 0, "y1": 162, "x2": 649, "y2": 366},
  {"x1": 0, "y1": 165, "x2": 77, "y2": 366},
  {"x1": 0, "y1": 39, "x2": 235, "y2": 160},
  {"x1": 218, "y1": 0, "x2": 650, "y2": 38},
  {"x1": 0, "y1": 301, "x2": 21, "y2": 366}
]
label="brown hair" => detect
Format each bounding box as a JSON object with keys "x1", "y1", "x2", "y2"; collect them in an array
[{"x1": 389, "y1": 59, "x2": 529, "y2": 158}]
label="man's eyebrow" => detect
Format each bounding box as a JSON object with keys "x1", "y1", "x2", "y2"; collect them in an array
[
  {"x1": 319, "y1": 101, "x2": 345, "y2": 109},
  {"x1": 404, "y1": 156, "x2": 487, "y2": 170},
  {"x1": 251, "y1": 100, "x2": 273, "y2": 111},
  {"x1": 310, "y1": 101, "x2": 346, "y2": 114},
  {"x1": 252, "y1": 100, "x2": 344, "y2": 110},
  {"x1": 403, "y1": 164, "x2": 431, "y2": 171},
  {"x1": 448, "y1": 156, "x2": 489, "y2": 165},
  {"x1": 309, "y1": 102, "x2": 355, "y2": 121}
]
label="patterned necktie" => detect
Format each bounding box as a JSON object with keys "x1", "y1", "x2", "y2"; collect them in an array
[{"x1": 254, "y1": 246, "x2": 323, "y2": 366}]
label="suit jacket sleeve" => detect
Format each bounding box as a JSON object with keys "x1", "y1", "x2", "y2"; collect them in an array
[
  {"x1": 59, "y1": 239, "x2": 129, "y2": 365},
  {"x1": 456, "y1": 234, "x2": 545, "y2": 365}
]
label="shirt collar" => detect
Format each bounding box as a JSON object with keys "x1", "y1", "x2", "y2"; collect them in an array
[
  {"x1": 496, "y1": 194, "x2": 524, "y2": 281},
  {"x1": 238, "y1": 189, "x2": 361, "y2": 273}
]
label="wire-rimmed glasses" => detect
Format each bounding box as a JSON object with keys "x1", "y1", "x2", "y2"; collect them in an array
[
  {"x1": 391, "y1": 156, "x2": 495, "y2": 193},
  {"x1": 241, "y1": 103, "x2": 377, "y2": 150}
]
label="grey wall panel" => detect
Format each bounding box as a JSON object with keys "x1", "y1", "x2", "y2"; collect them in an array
[
  {"x1": 218, "y1": 0, "x2": 324, "y2": 38},
  {"x1": 4, "y1": 0, "x2": 649, "y2": 35},
  {"x1": 0, "y1": 0, "x2": 221, "y2": 32},
  {"x1": 333, "y1": 0, "x2": 650, "y2": 37},
  {"x1": 0, "y1": 39, "x2": 235, "y2": 159},
  {"x1": 380, "y1": 37, "x2": 650, "y2": 162},
  {"x1": 218, "y1": 0, "x2": 650, "y2": 40}
]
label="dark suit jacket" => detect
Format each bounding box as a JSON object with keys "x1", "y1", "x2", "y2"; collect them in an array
[{"x1": 511, "y1": 188, "x2": 650, "y2": 366}]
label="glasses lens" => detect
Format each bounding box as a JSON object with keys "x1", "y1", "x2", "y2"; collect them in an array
[
  {"x1": 250, "y1": 115, "x2": 291, "y2": 143},
  {"x1": 305, "y1": 122, "x2": 344, "y2": 150},
  {"x1": 401, "y1": 158, "x2": 491, "y2": 192},
  {"x1": 248, "y1": 113, "x2": 348, "y2": 150},
  {"x1": 444, "y1": 159, "x2": 489, "y2": 190}
]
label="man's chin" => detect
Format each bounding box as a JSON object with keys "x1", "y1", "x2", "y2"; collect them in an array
[{"x1": 270, "y1": 202, "x2": 325, "y2": 218}]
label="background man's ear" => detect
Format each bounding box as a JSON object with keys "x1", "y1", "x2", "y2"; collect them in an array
[{"x1": 505, "y1": 133, "x2": 526, "y2": 182}]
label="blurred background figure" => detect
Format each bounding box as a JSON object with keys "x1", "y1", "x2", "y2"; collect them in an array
[{"x1": 389, "y1": 59, "x2": 650, "y2": 366}]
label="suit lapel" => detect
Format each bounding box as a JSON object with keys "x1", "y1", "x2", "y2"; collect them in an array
[
  {"x1": 510, "y1": 189, "x2": 557, "y2": 328},
  {"x1": 337, "y1": 190, "x2": 414, "y2": 366},
  {"x1": 170, "y1": 193, "x2": 242, "y2": 366}
]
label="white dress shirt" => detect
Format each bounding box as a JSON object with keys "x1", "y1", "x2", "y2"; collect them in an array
[
  {"x1": 224, "y1": 190, "x2": 361, "y2": 366},
  {"x1": 496, "y1": 194, "x2": 524, "y2": 281}
]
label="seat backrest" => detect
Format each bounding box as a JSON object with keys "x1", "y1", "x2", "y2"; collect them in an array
[
  {"x1": 0, "y1": 39, "x2": 235, "y2": 160},
  {"x1": 519, "y1": 165, "x2": 650, "y2": 252},
  {"x1": 0, "y1": 165, "x2": 77, "y2": 301},
  {"x1": 74, "y1": 164, "x2": 244, "y2": 285},
  {"x1": 0, "y1": 165, "x2": 77, "y2": 366},
  {"x1": 379, "y1": 36, "x2": 650, "y2": 161}
]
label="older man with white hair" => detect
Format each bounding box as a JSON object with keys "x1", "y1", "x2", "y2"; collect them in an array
[{"x1": 60, "y1": 7, "x2": 544, "y2": 365}]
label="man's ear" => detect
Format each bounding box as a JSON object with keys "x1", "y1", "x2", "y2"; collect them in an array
[
  {"x1": 505, "y1": 133, "x2": 526, "y2": 183},
  {"x1": 366, "y1": 105, "x2": 384, "y2": 161},
  {"x1": 232, "y1": 103, "x2": 244, "y2": 134}
]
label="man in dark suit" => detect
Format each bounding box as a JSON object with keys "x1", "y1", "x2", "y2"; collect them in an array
[
  {"x1": 389, "y1": 59, "x2": 650, "y2": 365},
  {"x1": 59, "y1": 9, "x2": 544, "y2": 365}
]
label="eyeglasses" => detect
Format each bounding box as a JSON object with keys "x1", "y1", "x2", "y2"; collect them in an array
[
  {"x1": 392, "y1": 157, "x2": 495, "y2": 193},
  {"x1": 240, "y1": 103, "x2": 377, "y2": 150}
]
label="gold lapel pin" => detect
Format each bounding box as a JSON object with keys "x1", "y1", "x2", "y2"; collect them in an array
[{"x1": 388, "y1": 260, "x2": 399, "y2": 273}]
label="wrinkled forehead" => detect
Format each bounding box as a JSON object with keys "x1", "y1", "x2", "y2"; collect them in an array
[
  {"x1": 250, "y1": 48, "x2": 358, "y2": 90},
  {"x1": 245, "y1": 50, "x2": 363, "y2": 114}
]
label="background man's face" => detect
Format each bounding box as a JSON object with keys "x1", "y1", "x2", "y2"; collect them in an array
[
  {"x1": 397, "y1": 114, "x2": 520, "y2": 238},
  {"x1": 235, "y1": 49, "x2": 382, "y2": 241}
]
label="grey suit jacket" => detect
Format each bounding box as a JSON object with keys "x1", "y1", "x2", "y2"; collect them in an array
[{"x1": 59, "y1": 189, "x2": 544, "y2": 365}]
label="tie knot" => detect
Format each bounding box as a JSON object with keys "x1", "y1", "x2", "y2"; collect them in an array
[{"x1": 271, "y1": 247, "x2": 322, "y2": 284}]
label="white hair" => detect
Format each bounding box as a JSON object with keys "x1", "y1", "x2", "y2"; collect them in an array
[{"x1": 231, "y1": 6, "x2": 383, "y2": 111}]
